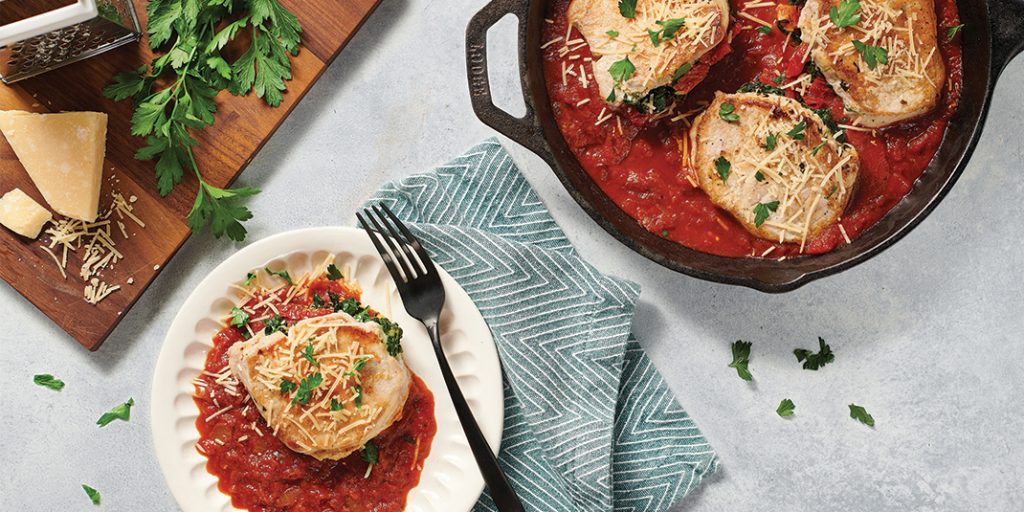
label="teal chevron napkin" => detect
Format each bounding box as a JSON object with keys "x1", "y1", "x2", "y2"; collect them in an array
[{"x1": 363, "y1": 139, "x2": 717, "y2": 512}]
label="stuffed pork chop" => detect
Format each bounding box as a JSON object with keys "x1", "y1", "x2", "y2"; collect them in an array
[{"x1": 228, "y1": 311, "x2": 411, "y2": 461}]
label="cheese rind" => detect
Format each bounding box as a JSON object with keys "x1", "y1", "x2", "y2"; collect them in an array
[
  {"x1": 0, "y1": 110, "x2": 108, "y2": 222},
  {"x1": 0, "y1": 188, "x2": 52, "y2": 239}
]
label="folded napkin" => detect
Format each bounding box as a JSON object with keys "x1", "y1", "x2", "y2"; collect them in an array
[{"x1": 363, "y1": 139, "x2": 717, "y2": 512}]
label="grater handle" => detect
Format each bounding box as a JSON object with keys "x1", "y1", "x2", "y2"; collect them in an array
[{"x1": 0, "y1": 0, "x2": 98, "y2": 47}]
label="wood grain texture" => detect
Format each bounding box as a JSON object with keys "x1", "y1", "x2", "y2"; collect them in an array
[{"x1": 0, "y1": 0, "x2": 381, "y2": 350}]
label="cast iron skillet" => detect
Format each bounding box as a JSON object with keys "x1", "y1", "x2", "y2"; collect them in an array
[{"x1": 465, "y1": 0, "x2": 1024, "y2": 292}]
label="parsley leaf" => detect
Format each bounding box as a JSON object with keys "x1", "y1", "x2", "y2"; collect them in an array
[
  {"x1": 33, "y1": 374, "x2": 65, "y2": 391},
  {"x1": 728, "y1": 340, "x2": 753, "y2": 381},
  {"x1": 331, "y1": 398, "x2": 343, "y2": 411},
  {"x1": 608, "y1": 56, "x2": 636, "y2": 84},
  {"x1": 618, "y1": 0, "x2": 637, "y2": 19},
  {"x1": 738, "y1": 77, "x2": 786, "y2": 96},
  {"x1": 244, "y1": 271, "x2": 257, "y2": 286},
  {"x1": 715, "y1": 156, "x2": 731, "y2": 182},
  {"x1": 311, "y1": 292, "x2": 325, "y2": 308},
  {"x1": 757, "y1": 25, "x2": 772, "y2": 35},
  {"x1": 264, "y1": 266, "x2": 294, "y2": 285},
  {"x1": 302, "y1": 341, "x2": 320, "y2": 368},
  {"x1": 649, "y1": 18, "x2": 685, "y2": 47},
  {"x1": 811, "y1": 141, "x2": 828, "y2": 156},
  {"x1": 354, "y1": 384, "x2": 363, "y2": 409},
  {"x1": 753, "y1": 201, "x2": 780, "y2": 227},
  {"x1": 793, "y1": 337, "x2": 835, "y2": 370},
  {"x1": 852, "y1": 40, "x2": 888, "y2": 70},
  {"x1": 719, "y1": 103, "x2": 740, "y2": 122},
  {"x1": 97, "y1": 398, "x2": 134, "y2": 427},
  {"x1": 764, "y1": 132, "x2": 778, "y2": 151},
  {"x1": 104, "y1": 0, "x2": 303, "y2": 241},
  {"x1": 230, "y1": 307, "x2": 250, "y2": 329},
  {"x1": 946, "y1": 24, "x2": 965, "y2": 42},
  {"x1": 280, "y1": 379, "x2": 297, "y2": 394},
  {"x1": 777, "y1": 398, "x2": 796, "y2": 417},
  {"x1": 361, "y1": 440, "x2": 379, "y2": 464},
  {"x1": 82, "y1": 484, "x2": 101, "y2": 505},
  {"x1": 606, "y1": 30, "x2": 619, "y2": 38},
  {"x1": 755, "y1": 171, "x2": 766, "y2": 182},
  {"x1": 326, "y1": 264, "x2": 343, "y2": 280},
  {"x1": 353, "y1": 356, "x2": 369, "y2": 372},
  {"x1": 787, "y1": 120, "x2": 807, "y2": 140},
  {"x1": 849, "y1": 403, "x2": 875, "y2": 427},
  {"x1": 829, "y1": 0, "x2": 861, "y2": 28},
  {"x1": 291, "y1": 372, "x2": 323, "y2": 405},
  {"x1": 263, "y1": 315, "x2": 287, "y2": 335}
]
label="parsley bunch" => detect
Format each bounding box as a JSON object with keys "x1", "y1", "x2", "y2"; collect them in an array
[{"x1": 103, "y1": 0, "x2": 303, "y2": 241}]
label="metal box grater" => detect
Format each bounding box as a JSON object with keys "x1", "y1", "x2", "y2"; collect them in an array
[{"x1": 0, "y1": 0, "x2": 141, "y2": 84}]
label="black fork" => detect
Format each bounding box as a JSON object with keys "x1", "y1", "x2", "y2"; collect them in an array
[{"x1": 357, "y1": 204, "x2": 524, "y2": 512}]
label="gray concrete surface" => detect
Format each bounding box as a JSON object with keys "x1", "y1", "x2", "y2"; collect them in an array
[{"x1": 2, "y1": 1, "x2": 1022, "y2": 510}]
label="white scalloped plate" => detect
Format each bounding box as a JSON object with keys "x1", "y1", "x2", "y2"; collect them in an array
[{"x1": 152, "y1": 227, "x2": 503, "y2": 512}]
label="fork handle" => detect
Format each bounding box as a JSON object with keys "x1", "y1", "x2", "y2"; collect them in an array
[{"x1": 427, "y1": 323, "x2": 525, "y2": 512}]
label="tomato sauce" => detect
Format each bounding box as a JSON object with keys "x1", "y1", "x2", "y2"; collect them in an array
[
  {"x1": 193, "y1": 277, "x2": 437, "y2": 512},
  {"x1": 542, "y1": 0, "x2": 962, "y2": 257}
]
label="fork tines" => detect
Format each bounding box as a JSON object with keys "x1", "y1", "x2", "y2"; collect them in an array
[{"x1": 357, "y1": 204, "x2": 437, "y2": 285}]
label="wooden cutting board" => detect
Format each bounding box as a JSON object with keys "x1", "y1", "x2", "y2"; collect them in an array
[{"x1": 0, "y1": 0, "x2": 381, "y2": 350}]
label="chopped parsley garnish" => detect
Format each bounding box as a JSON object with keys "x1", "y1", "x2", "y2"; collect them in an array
[
  {"x1": 719, "y1": 102, "x2": 740, "y2": 122},
  {"x1": 280, "y1": 379, "x2": 297, "y2": 394},
  {"x1": 787, "y1": 120, "x2": 807, "y2": 140},
  {"x1": 361, "y1": 441, "x2": 379, "y2": 464},
  {"x1": 764, "y1": 132, "x2": 778, "y2": 151},
  {"x1": 753, "y1": 201, "x2": 780, "y2": 227},
  {"x1": 755, "y1": 171, "x2": 766, "y2": 182},
  {"x1": 757, "y1": 25, "x2": 772, "y2": 35},
  {"x1": 728, "y1": 340, "x2": 753, "y2": 381},
  {"x1": 33, "y1": 374, "x2": 65, "y2": 391},
  {"x1": 829, "y1": 0, "x2": 861, "y2": 28},
  {"x1": 263, "y1": 315, "x2": 287, "y2": 335},
  {"x1": 776, "y1": 398, "x2": 796, "y2": 417},
  {"x1": 291, "y1": 372, "x2": 323, "y2": 405},
  {"x1": 606, "y1": 30, "x2": 619, "y2": 38},
  {"x1": 671, "y1": 62, "x2": 693, "y2": 83},
  {"x1": 311, "y1": 292, "x2": 325, "y2": 308},
  {"x1": 325, "y1": 263, "x2": 343, "y2": 280},
  {"x1": 715, "y1": 156, "x2": 731, "y2": 182},
  {"x1": 331, "y1": 294, "x2": 404, "y2": 357},
  {"x1": 302, "y1": 341, "x2": 320, "y2": 368},
  {"x1": 331, "y1": 398, "x2": 343, "y2": 411},
  {"x1": 230, "y1": 307, "x2": 249, "y2": 328},
  {"x1": 946, "y1": 24, "x2": 965, "y2": 42},
  {"x1": 648, "y1": 18, "x2": 685, "y2": 47},
  {"x1": 811, "y1": 141, "x2": 828, "y2": 156},
  {"x1": 618, "y1": 0, "x2": 637, "y2": 19},
  {"x1": 97, "y1": 398, "x2": 134, "y2": 427},
  {"x1": 661, "y1": 229, "x2": 669, "y2": 237},
  {"x1": 737, "y1": 77, "x2": 785, "y2": 96},
  {"x1": 244, "y1": 271, "x2": 257, "y2": 286},
  {"x1": 353, "y1": 356, "x2": 369, "y2": 372},
  {"x1": 793, "y1": 337, "x2": 835, "y2": 370},
  {"x1": 82, "y1": 484, "x2": 101, "y2": 505},
  {"x1": 852, "y1": 40, "x2": 888, "y2": 70},
  {"x1": 354, "y1": 384, "x2": 363, "y2": 409},
  {"x1": 608, "y1": 56, "x2": 636, "y2": 84},
  {"x1": 632, "y1": 86, "x2": 674, "y2": 114},
  {"x1": 849, "y1": 404, "x2": 875, "y2": 427},
  {"x1": 264, "y1": 266, "x2": 294, "y2": 285}
]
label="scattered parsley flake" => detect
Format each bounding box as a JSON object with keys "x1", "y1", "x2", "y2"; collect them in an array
[
  {"x1": 280, "y1": 379, "x2": 297, "y2": 394},
  {"x1": 757, "y1": 25, "x2": 772, "y2": 35},
  {"x1": 606, "y1": 30, "x2": 619, "y2": 38},
  {"x1": 302, "y1": 341, "x2": 320, "y2": 368},
  {"x1": 230, "y1": 307, "x2": 249, "y2": 329},
  {"x1": 325, "y1": 264, "x2": 343, "y2": 280},
  {"x1": 849, "y1": 403, "x2": 875, "y2": 427},
  {"x1": 755, "y1": 171, "x2": 766, "y2": 182},
  {"x1": 753, "y1": 201, "x2": 780, "y2": 227},
  {"x1": 244, "y1": 271, "x2": 257, "y2": 286},
  {"x1": 852, "y1": 40, "x2": 888, "y2": 70},
  {"x1": 672, "y1": 62, "x2": 693, "y2": 83},
  {"x1": 263, "y1": 315, "x2": 287, "y2": 335},
  {"x1": 608, "y1": 56, "x2": 636, "y2": 84},
  {"x1": 719, "y1": 102, "x2": 740, "y2": 122},
  {"x1": 97, "y1": 398, "x2": 134, "y2": 427},
  {"x1": 946, "y1": 24, "x2": 965, "y2": 42},
  {"x1": 793, "y1": 337, "x2": 835, "y2": 370},
  {"x1": 354, "y1": 384, "x2": 363, "y2": 409},
  {"x1": 331, "y1": 398, "x2": 343, "y2": 411},
  {"x1": 82, "y1": 484, "x2": 101, "y2": 505},
  {"x1": 811, "y1": 141, "x2": 828, "y2": 156},
  {"x1": 649, "y1": 18, "x2": 685, "y2": 46},
  {"x1": 728, "y1": 340, "x2": 753, "y2": 381},
  {"x1": 787, "y1": 120, "x2": 807, "y2": 140},
  {"x1": 361, "y1": 440, "x2": 379, "y2": 464},
  {"x1": 264, "y1": 266, "x2": 294, "y2": 285},
  {"x1": 618, "y1": 0, "x2": 637, "y2": 19},
  {"x1": 777, "y1": 398, "x2": 796, "y2": 417},
  {"x1": 764, "y1": 132, "x2": 778, "y2": 151},
  {"x1": 33, "y1": 374, "x2": 65, "y2": 391},
  {"x1": 291, "y1": 372, "x2": 323, "y2": 405},
  {"x1": 829, "y1": 0, "x2": 861, "y2": 28},
  {"x1": 715, "y1": 156, "x2": 731, "y2": 182}
]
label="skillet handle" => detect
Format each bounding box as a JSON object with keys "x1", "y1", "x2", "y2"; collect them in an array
[
  {"x1": 990, "y1": 0, "x2": 1024, "y2": 78},
  {"x1": 466, "y1": 0, "x2": 549, "y2": 157}
]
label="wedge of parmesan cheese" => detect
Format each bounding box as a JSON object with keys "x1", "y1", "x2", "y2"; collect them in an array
[
  {"x1": 0, "y1": 110, "x2": 108, "y2": 222},
  {"x1": 0, "y1": 188, "x2": 52, "y2": 239}
]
